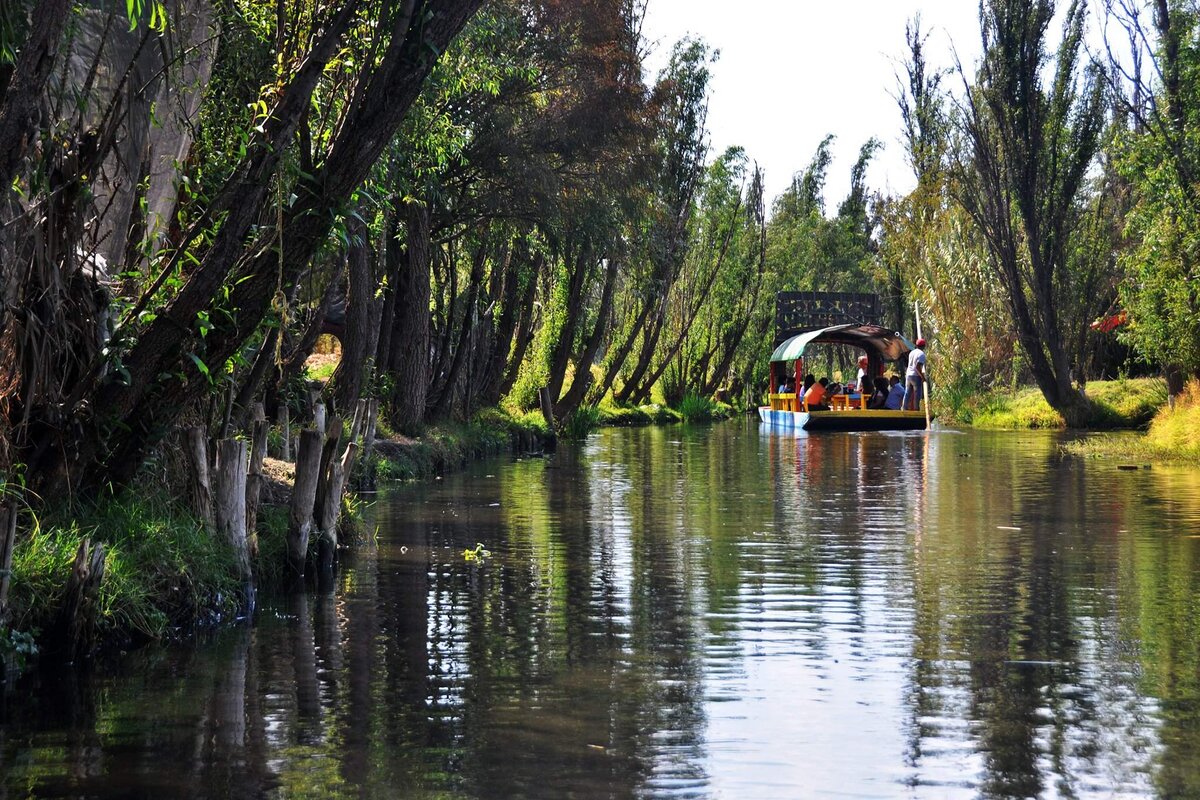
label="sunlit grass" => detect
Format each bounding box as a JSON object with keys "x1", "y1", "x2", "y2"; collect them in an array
[
  {"x1": 1064, "y1": 380, "x2": 1200, "y2": 463},
  {"x1": 949, "y1": 377, "x2": 1167, "y2": 430}
]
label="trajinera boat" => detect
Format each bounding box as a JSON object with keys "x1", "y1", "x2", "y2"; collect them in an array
[{"x1": 758, "y1": 322, "x2": 930, "y2": 432}]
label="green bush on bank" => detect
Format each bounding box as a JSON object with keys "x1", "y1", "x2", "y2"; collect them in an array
[
  {"x1": 373, "y1": 407, "x2": 550, "y2": 482},
  {"x1": 939, "y1": 377, "x2": 1167, "y2": 430},
  {"x1": 1069, "y1": 380, "x2": 1200, "y2": 464},
  {"x1": 8, "y1": 493, "x2": 245, "y2": 645}
]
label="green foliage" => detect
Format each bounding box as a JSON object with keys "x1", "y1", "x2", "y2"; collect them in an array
[
  {"x1": 560, "y1": 406, "x2": 601, "y2": 440},
  {"x1": 1145, "y1": 380, "x2": 1200, "y2": 457},
  {"x1": 8, "y1": 492, "x2": 244, "y2": 642},
  {"x1": 0, "y1": 625, "x2": 37, "y2": 672},
  {"x1": 1115, "y1": 6, "x2": 1200, "y2": 379},
  {"x1": 677, "y1": 393, "x2": 718, "y2": 422}
]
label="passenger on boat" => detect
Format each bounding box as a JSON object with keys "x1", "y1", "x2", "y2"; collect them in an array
[
  {"x1": 804, "y1": 377, "x2": 830, "y2": 411},
  {"x1": 867, "y1": 377, "x2": 889, "y2": 409},
  {"x1": 885, "y1": 375, "x2": 905, "y2": 410},
  {"x1": 903, "y1": 337, "x2": 927, "y2": 410},
  {"x1": 856, "y1": 356, "x2": 868, "y2": 393}
]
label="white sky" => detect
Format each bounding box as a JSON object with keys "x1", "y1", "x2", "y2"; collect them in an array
[{"x1": 638, "y1": 2, "x2": 1000, "y2": 209}]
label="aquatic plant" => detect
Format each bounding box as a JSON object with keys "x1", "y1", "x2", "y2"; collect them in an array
[
  {"x1": 677, "y1": 393, "x2": 718, "y2": 423},
  {"x1": 560, "y1": 406, "x2": 601, "y2": 439}
]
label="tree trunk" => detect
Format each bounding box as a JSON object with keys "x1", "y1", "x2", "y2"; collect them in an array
[
  {"x1": 478, "y1": 244, "x2": 524, "y2": 404},
  {"x1": 429, "y1": 241, "x2": 487, "y2": 418},
  {"x1": 556, "y1": 255, "x2": 619, "y2": 418},
  {"x1": 498, "y1": 253, "x2": 544, "y2": 398},
  {"x1": 213, "y1": 438, "x2": 253, "y2": 608},
  {"x1": 545, "y1": 246, "x2": 593, "y2": 404},
  {"x1": 0, "y1": 0, "x2": 73, "y2": 193},
  {"x1": 594, "y1": 297, "x2": 654, "y2": 404},
  {"x1": 333, "y1": 212, "x2": 372, "y2": 411},
  {"x1": 387, "y1": 201, "x2": 432, "y2": 434},
  {"x1": 184, "y1": 426, "x2": 215, "y2": 530},
  {"x1": 288, "y1": 429, "x2": 324, "y2": 578},
  {"x1": 614, "y1": 297, "x2": 668, "y2": 405}
]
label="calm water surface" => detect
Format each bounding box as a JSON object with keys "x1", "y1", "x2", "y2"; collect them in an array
[{"x1": 3, "y1": 422, "x2": 1200, "y2": 799}]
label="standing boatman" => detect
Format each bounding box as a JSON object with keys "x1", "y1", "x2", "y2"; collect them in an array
[{"x1": 903, "y1": 337, "x2": 927, "y2": 411}]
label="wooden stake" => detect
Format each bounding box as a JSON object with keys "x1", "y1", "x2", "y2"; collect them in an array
[
  {"x1": 214, "y1": 438, "x2": 254, "y2": 607},
  {"x1": 55, "y1": 539, "x2": 106, "y2": 662},
  {"x1": 245, "y1": 404, "x2": 268, "y2": 561},
  {"x1": 281, "y1": 406, "x2": 292, "y2": 461},
  {"x1": 288, "y1": 429, "x2": 324, "y2": 578}
]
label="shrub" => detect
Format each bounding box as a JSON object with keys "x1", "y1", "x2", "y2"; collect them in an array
[
  {"x1": 1145, "y1": 380, "x2": 1200, "y2": 456},
  {"x1": 560, "y1": 405, "x2": 601, "y2": 439},
  {"x1": 677, "y1": 393, "x2": 718, "y2": 422}
]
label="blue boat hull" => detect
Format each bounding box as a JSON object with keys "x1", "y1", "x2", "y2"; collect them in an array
[{"x1": 758, "y1": 407, "x2": 929, "y2": 432}]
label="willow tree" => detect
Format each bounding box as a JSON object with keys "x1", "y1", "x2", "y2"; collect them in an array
[
  {"x1": 955, "y1": 0, "x2": 1107, "y2": 426},
  {"x1": 0, "y1": 0, "x2": 485, "y2": 495}
]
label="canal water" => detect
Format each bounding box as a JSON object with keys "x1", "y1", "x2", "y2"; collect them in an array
[{"x1": 2, "y1": 421, "x2": 1200, "y2": 798}]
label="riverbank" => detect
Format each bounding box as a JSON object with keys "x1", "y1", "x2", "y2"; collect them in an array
[
  {"x1": 0, "y1": 408, "x2": 557, "y2": 670},
  {"x1": 3, "y1": 399, "x2": 736, "y2": 669},
  {"x1": 937, "y1": 377, "x2": 1167, "y2": 430},
  {"x1": 1064, "y1": 380, "x2": 1200, "y2": 464}
]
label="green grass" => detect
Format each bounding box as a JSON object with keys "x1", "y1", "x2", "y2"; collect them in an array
[
  {"x1": 677, "y1": 393, "x2": 715, "y2": 422},
  {"x1": 8, "y1": 492, "x2": 245, "y2": 645},
  {"x1": 372, "y1": 407, "x2": 550, "y2": 482},
  {"x1": 1071, "y1": 380, "x2": 1200, "y2": 463},
  {"x1": 596, "y1": 401, "x2": 685, "y2": 426},
  {"x1": 941, "y1": 378, "x2": 1167, "y2": 430},
  {"x1": 560, "y1": 405, "x2": 601, "y2": 439}
]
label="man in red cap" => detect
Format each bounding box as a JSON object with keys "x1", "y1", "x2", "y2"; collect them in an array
[{"x1": 903, "y1": 336, "x2": 927, "y2": 410}]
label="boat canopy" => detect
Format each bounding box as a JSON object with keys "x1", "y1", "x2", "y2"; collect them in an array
[{"x1": 769, "y1": 323, "x2": 916, "y2": 363}]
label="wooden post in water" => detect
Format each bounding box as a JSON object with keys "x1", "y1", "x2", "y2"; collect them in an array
[
  {"x1": 313, "y1": 417, "x2": 343, "y2": 571},
  {"x1": 288, "y1": 429, "x2": 324, "y2": 578},
  {"x1": 214, "y1": 438, "x2": 254, "y2": 608},
  {"x1": 360, "y1": 398, "x2": 379, "y2": 481},
  {"x1": 53, "y1": 538, "x2": 106, "y2": 661},
  {"x1": 312, "y1": 400, "x2": 327, "y2": 436},
  {"x1": 538, "y1": 387, "x2": 557, "y2": 450},
  {"x1": 245, "y1": 404, "x2": 269, "y2": 561}
]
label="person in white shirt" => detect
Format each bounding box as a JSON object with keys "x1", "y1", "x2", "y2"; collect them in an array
[{"x1": 902, "y1": 337, "x2": 927, "y2": 410}]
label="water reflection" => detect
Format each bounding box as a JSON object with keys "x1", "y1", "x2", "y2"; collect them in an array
[{"x1": 2, "y1": 423, "x2": 1200, "y2": 798}]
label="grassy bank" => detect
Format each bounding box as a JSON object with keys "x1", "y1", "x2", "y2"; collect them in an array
[
  {"x1": 3, "y1": 398, "x2": 731, "y2": 668},
  {"x1": 938, "y1": 377, "x2": 1167, "y2": 430},
  {"x1": 597, "y1": 395, "x2": 737, "y2": 427},
  {"x1": 370, "y1": 408, "x2": 551, "y2": 481},
  {"x1": 6, "y1": 492, "x2": 246, "y2": 651},
  {"x1": 1064, "y1": 381, "x2": 1200, "y2": 464}
]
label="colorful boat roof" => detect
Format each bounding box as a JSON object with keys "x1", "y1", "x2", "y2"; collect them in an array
[{"x1": 769, "y1": 324, "x2": 916, "y2": 363}]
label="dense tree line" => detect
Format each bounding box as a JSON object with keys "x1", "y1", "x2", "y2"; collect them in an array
[{"x1": 2, "y1": 0, "x2": 1199, "y2": 516}]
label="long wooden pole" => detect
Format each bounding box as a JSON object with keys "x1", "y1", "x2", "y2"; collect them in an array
[{"x1": 915, "y1": 303, "x2": 931, "y2": 430}]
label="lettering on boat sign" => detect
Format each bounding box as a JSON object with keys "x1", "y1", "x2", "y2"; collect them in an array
[{"x1": 775, "y1": 291, "x2": 882, "y2": 343}]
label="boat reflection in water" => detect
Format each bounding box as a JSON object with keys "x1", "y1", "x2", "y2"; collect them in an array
[{"x1": 2, "y1": 423, "x2": 1199, "y2": 798}]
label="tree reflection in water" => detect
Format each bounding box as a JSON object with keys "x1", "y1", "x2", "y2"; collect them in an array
[{"x1": 1, "y1": 423, "x2": 1199, "y2": 798}]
